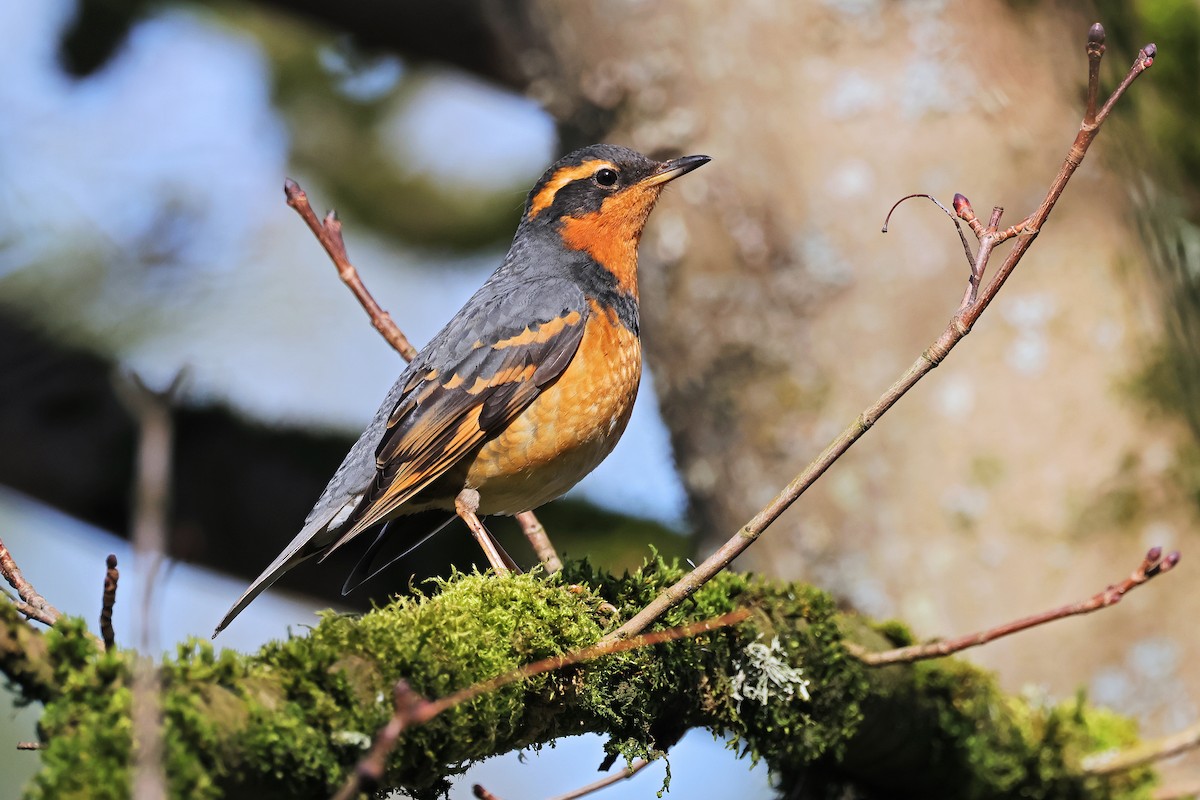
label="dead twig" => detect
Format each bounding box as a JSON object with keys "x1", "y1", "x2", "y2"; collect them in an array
[
  {"x1": 283, "y1": 180, "x2": 563, "y2": 572},
  {"x1": 284, "y1": 180, "x2": 418, "y2": 361},
  {"x1": 547, "y1": 758, "x2": 652, "y2": 800},
  {"x1": 882, "y1": 193, "x2": 976, "y2": 272},
  {"x1": 0, "y1": 537, "x2": 62, "y2": 627},
  {"x1": 115, "y1": 370, "x2": 184, "y2": 800},
  {"x1": 604, "y1": 26, "x2": 1158, "y2": 643},
  {"x1": 329, "y1": 680, "x2": 431, "y2": 800},
  {"x1": 846, "y1": 547, "x2": 1179, "y2": 666},
  {"x1": 100, "y1": 554, "x2": 119, "y2": 651},
  {"x1": 330, "y1": 608, "x2": 749, "y2": 799},
  {"x1": 517, "y1": 511, "x2": 563, "y2": 573}
]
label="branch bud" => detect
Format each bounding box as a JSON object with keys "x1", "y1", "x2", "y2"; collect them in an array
[{"x1": 952, "y1": 193, "x2": 974, "y2": 222}]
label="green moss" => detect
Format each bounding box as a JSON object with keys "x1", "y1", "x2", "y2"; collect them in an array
[
  {"x1": 6, "y1": 560, "x2": 1157, "y2": 799},
  {"x1": 902, "y1": 663, "x2": 1152, "y2": 800}
]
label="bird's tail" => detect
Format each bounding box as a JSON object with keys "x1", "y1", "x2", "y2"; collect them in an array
[
  {"x1": 341, "y1": 512, "x2": 455, "y2": 595},
  {"x1": 212, "y1": 499, "x2": 358, "y2": 638}
]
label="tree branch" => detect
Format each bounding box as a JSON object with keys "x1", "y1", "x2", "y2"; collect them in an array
[
  {"x1": 0, "y1": 536, "x2": 62, "y2": 627},
  {"x1": 284, "y1": 180, "x2": 418, "y2": 360},
  {"x1": 332, "y1": 609, "x2": 747, "y2": 800},
  {"x1": 605, "y1": 25, "x2": 1159, "y2": 643},
  {"x1": 547, "y1": 758, "x2": 652, "y2": 800},
  {"x1": 846, "y1": 547, "x2": 1179, "y2": 666}
]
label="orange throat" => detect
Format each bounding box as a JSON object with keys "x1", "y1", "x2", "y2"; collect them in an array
[{"x1": 558, "y1": 187, "x2": 664, "y2": 299}]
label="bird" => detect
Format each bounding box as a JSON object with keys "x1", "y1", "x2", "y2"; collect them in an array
[{"x1": 214, "y1": 144, "x2": 710, "y2": 636}]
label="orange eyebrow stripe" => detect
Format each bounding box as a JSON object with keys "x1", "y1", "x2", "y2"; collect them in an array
[
  {"x1": 492, "y1": 311, "x2": 583, "y2": 350},
  {"x1": 527, "y1": 160, "x2": 612, "y2": 219}
]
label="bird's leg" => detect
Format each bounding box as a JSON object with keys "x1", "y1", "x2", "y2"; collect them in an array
[{"x1": 455, "y1": 488, "x2": 519, "y2": 576}]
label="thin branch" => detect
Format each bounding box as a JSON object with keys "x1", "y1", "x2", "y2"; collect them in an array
[
  {"x1": 547, "y1": 758, "x2": 652, "y2": 800},
  {"x1": 283, "y1": 180, "x2": 418, "y2": 360},
  {"x1": 604, "y1": 26, "x2": 1158, "y2": 643},
  {"x1": 100, "y1": 554, "x2": 119, "y2": 651},
  {"x1": 517, "y1": 511, "x2": 563, "y2": 573},
  {"x1": 468, "y1": 761, "x2": 657, "y2": 800},
  {"x1": 329, "y1": 680, "x2": 431, "y2": 800},
  {"x1": 846, "y1": 547, "x2": 1179, "y2": 666},
  {"x1": 0, "y1": 537, "x2": 62, "y2": 627},
  {"x1": 16, "y1": 742, "x2": 44, "y2": 751},
  {"x1": 331, "y1": 609, "x2": 749, "y2": 800},
  {"x1": 433, "y1": 607, "x2": 748, "y2": 719},
  {"x1": 1084, "y1": 716, "x2": 1200, "y2": 776},
  {"x1": 881, "y1": 192, "x2": 976, "y2": 271},
  {"x1": 284, "y1": 180, "x2": 562, "y2": 570},
  {"x1": 114, "y1": 370, "x2": 183, "y2": 800}
]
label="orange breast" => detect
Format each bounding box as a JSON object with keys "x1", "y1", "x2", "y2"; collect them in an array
[{"x1": 466, "y1": 302, "x2": 641, "y2": 515}]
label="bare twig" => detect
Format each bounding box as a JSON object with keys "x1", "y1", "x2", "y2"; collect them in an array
[
  {"x1": 847, "y1": 547, "x2": 1179, "y2": 666},
  {"x1": 100, "y1": 554, "x2": 119, "y2": 651},
  {"x1": 605, "y1": 26, "x2": 1158, "y2": 643},
  {"x1": 881, "y1": 193, "x2": 976, "y2": 271},
  {"x1": 16, "y1": 741, "x2": 44, "y2": 751},
  {"x1": 329, "y1": 680, "x2": 431, "y2": 800},
  {"x1": 0, "y1": 537, "x2": 62, "y2": 627},
  {"x1": 284, "y1": 180, "x2": 418, "y2": 360},
  {"x1": 330, "y1": 609, "x2": 749, "y2": 799},
  {"x1": 115, "y1": 370, "x2": 183, "y2": 800},
  {"x1": 284, "y1": 180, "x2": 561, "y2": 571},
  {"x1": 1084, "y1": 716, "x2": 1200, "y2": 776},
  {"x1": 547, "y1": 758, "x2": 653, "y2": 800},
  {"x1": 517, "y1": 511, "x2": 563, "y2": 573},
  {"x1": 469, "y1": 762, "x2": 657, "y2": 800}
]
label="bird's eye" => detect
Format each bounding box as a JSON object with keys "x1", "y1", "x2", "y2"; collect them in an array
[{"x1": 594, "y1": 168, "x2": 619, "y2": 187}]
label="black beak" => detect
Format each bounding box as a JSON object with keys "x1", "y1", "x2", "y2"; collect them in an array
[{"x1": 641, "y1": 154, "x2": 712, "y2": 187}]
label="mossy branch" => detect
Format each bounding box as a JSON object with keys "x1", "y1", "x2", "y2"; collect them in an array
[{"x1": 1, "y1": 560, "x2": 1153, "y2": 799}]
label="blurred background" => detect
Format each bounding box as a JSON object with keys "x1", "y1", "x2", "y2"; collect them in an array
[{"x1": 2, "y1": 0, "x2": 1199, "y2": 797}]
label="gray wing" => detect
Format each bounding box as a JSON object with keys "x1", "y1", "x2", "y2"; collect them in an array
[{"x1": 213, "y1": 274, "x2": 588, "y2": 636}]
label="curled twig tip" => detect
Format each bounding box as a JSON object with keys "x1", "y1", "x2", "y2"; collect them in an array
[{"x1": 882, "y1": 193, "x2": 957, "y2": 233}]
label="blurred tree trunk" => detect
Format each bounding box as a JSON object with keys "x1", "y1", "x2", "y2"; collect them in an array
[{"x1": 510, "y1": 0, "x2": 1200, "y2": 784}]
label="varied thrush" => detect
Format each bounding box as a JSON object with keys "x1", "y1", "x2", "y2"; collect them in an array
[{"x1": 215, "y1": 144, "x2": 709, "y2": 635}]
